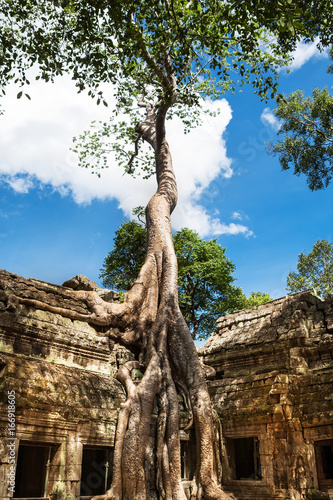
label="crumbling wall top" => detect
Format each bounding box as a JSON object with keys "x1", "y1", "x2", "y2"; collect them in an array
[{"x1": 203, "y1": 291, "x2": 332, "y2": 354}]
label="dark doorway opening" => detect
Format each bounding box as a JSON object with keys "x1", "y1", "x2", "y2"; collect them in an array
[
  {"x1": 180, "y1": 436, "x2": 196, "y2": 481},
  {"x1": 227, "y1": 437, "x2": 262, "y2": 480},
  {"x1": 315, "y1": 439, "x2": 333, "y2": 489},
  {"x1": 14, "y1": 442, "x2": 53, "y2": 498},
  {"x1": 80, "y1": 446, "x2": 113, "y2": 497}
]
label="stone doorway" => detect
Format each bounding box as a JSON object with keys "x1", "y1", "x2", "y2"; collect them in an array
[
  {"x1": 13, "y1": 442, "x2": 53, "y2": 498},
  {"x1": 180, "y1": 437, "x2": 196, "y2": 481},
  {"x1": 227, "y1": 437, "x2": 262, "y2": 481},
  {"x1": 315, "y1": 439, "x2": 333, "y2": 490},
  {"x1": 80, "y1": 446, "x2": 113, "y2": 498}
]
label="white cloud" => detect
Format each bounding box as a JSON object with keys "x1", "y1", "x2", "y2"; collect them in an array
[
  {"x1": 286, "y1": 38, "x2": 328, "y2": 72},
  {"x1": 232, "y1": 211, "x2": 242, "y2": 220},
  {"x1": 172, "y1": 202, "x2": 253, "y2": 238},
  {"x1": 0, "y1": 76, "x2": 252, "y2": 238},
  {"x1": 4, "y1": 175, "x2": 35, "y2": 193},
  {"x1": 261, "y1": 107, "x2": 281, "y2": 131},
  {"x1": 231, "y1": 211, "x2": 249, "y2": 221},
  {"x1": 210, "y1": 220, "x2": 253, "y2": 238}
]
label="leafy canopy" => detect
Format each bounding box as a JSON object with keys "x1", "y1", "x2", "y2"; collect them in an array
[
  {"x1": 173, "y1": 227, "x2": 244, "y2": 339},
  {"x1": 268, "y1": 47, "x2": 333, "y2": 190},
  {"x1": 268, "y1": 87, "x2": 333, "y2": 190},
  {"x1": 0, "y1": 0, "x2": 293, "y2": 96},
  {"x1": 100, "y1": 221, "x2": 272, "y2": 339},
  {"x1": 243, "y1": 291, "x2": 273, "y2": 307},
  {"x1": 286, "y1": 239, "x2": 333, "y2": 297},
  {"x1": 1, "y1": 1, "x2": 333, "y2": 177},
  {"x1": 100, "y1": 220, "x2": 147, "y2": 291}
]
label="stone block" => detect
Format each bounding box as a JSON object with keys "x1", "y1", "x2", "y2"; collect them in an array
[{"x1": 326, "y1": 315, "x2": 333, "y2": 332}]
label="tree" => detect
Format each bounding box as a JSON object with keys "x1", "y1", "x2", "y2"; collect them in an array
[
  {"x1": 100, "y1": 220, "x2": 147, "y2": 292},
  {"x1": 242, "y1": 291, "x2": 273, "y2": 308},
  {"x1": 268, "y1": 87, "x2": 333, "y2": 190},
  {"x1": 268, "y1": 48, "x2": 333, "y2": 190},
  {"x1": 101, "y1": 223, "x2": 272, "y2": 340},
  {"x1": 1, "y1": 2, "x2": 332, "y2": 499},
  {"x1": 286, "y1": 239, "x2": 333, "y2": 296},
  {"x1": 173, "y1": 228, "x2": 244, "y2": 339}
]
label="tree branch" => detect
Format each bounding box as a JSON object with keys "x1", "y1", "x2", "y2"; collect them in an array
[
  {"x1": 183, "y1": 56, "x2": 215, "y2": 92},
  {"x1": 127, "y1": 132, "x2": 143, "y2": 174},
  {"x1": 300, "y1": 112, "x2": 333, "y2": 144},
  {"x1": 161, "y1": 42, "x2": 178, "y2": 96},
  {"x1": 134, "y1": 23, "x2": 172, "y2": 93}
]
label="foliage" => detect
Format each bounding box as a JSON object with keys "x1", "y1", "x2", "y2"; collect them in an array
[
  {"x1": 286, "y1": 239, "x2": 333, "y2": 296},
  {"x1": 268, "y1": 87, "x2": 333, "y2": 190},
  {"x1": 328, "y1": 46, "x2": 333, "y2": 74},
  {"x1": 240, "y1": 291, "x2": 273, "y2": 308},
  {"x1": 268, "y1": 45, "x2": 333, "y2": 190},
  {"x1": 100, "y1": 222, "x2": 272, "y2": 339},
  {"x1": 173, "y1": 228, "x2": 245, "y2": 339},
  {"x1": 2, "y1": 1, "x2": 333, "y2": 178},
  {"x1": 100, "y1": 220, "x2": 147, "y2": 291}
]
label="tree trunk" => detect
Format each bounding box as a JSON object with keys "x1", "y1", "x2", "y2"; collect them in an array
[{"x1": 91, "y1": 105, "x2": 234, "y2": 500}]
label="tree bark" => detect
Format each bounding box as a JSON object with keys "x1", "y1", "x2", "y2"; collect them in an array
[
  {"x1": 7, "y1": 101, "x2": 234, "y2": 499},
  {"x1": 6, "y1": 102, "x2": 234, "y2": 499},
  {"x1": 89, "y1": 103, "x2": 234, "y2": 499}
]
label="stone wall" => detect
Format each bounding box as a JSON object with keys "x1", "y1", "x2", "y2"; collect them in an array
[
  {"x1": 0, "y1": 269, "x2": 332, "y2": 500},
  {"x1": 0, "y1": 270, "x2": 130, "y2": 500},
  {"x1": 200, "y1": 291, "x2": 333, "y2": 500}
]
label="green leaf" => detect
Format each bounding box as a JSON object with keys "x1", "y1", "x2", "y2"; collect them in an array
[{"x1": 286, "y1": 240, "x2": 333, "y2": 296}]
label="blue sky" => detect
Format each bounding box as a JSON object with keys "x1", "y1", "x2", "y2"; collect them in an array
[{"x1": 0, "y1": 40, "x2": 332, "y2": 301}]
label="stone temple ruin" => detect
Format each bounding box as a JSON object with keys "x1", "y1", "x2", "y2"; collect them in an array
[{"x1": 0, "y1": 268, "x2": 332, "y2": 500}]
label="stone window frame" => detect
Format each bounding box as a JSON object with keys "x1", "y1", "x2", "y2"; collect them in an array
[
  {"x1": 225, "y1": 436, "x2": 262, "y2": 482},
  {"x1": 13, "y1": 439, "x2": 60, "y2": 500},
  {"x1": 314, "y1": 439, "x2": 333, "y2": 490},
  {"x1": 179, "y1": 429, "x2": 196, "y2": 482},
  {"x1": 79, "y1": 444, "x2": 114, "y2": 499},
  {"x1": 305, "y1": 425, "x2": 333, "y2": 491}
]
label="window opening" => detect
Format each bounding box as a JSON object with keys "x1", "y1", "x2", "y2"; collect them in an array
[
  {"x1": 80, "y1": 446, "x2": 113, "y2": 497},
  {"x1": 180, "y1": 436, "x2": 196, "y2": 481},
  {"x1": 14, "y1": 442, "x2": 53, "y2": 498},
  {"x1": 227, "y1": 437, "x2": 262, "y2": 480},
  {"x1": 315, "y1": 439, "x2": 333, "y2": 489}
]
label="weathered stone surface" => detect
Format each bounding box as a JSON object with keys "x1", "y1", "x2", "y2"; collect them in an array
[
  {"x1": 1, "y1": 354, "x2": 125, "y2": 418},
  {"x1": 200, "y1": 291, "x2": 333, "y2": 500},
  {"x1": 0, "y1": 269, "x2": 131, "y2": 500},
  {"x1": 0, "y1": 271, "x2": 332, "y2": 500},
  {"x1": 62, "y1": 274, "x2": 119, "y2": 301}
]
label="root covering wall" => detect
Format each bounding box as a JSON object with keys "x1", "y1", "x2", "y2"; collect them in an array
[{"x1": 0, "y1": 269, "x2": 332, "y2": 500}]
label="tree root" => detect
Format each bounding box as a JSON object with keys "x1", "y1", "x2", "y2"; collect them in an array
[{"x1": 6, "y1": 105, "x2": 238, "y2": 499}]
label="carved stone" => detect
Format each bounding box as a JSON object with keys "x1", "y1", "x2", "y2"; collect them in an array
[{"x1": 0, "y1": 269, "x2": 332, "y2": 500}]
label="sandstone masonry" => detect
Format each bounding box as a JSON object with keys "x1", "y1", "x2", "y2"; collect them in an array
[
  {"x1": 0, "y1": 269, "x2": 332, "y2": 500},
  {"x1": 200, "y1": 291, "x2": 333, "y2": 500}
]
